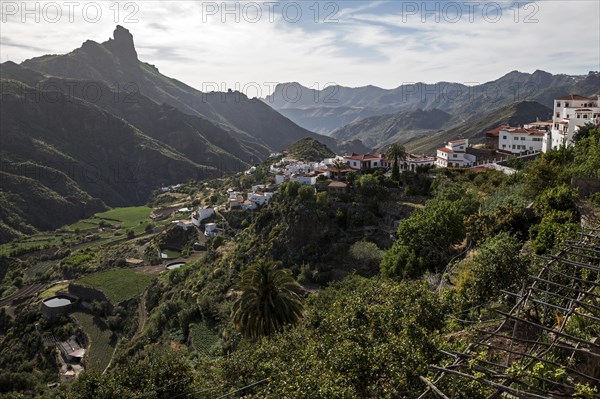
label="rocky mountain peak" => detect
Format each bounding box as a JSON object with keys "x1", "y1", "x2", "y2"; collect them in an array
[{"x1": 106, "y1": 25, "x2": 138, "y2": 62}]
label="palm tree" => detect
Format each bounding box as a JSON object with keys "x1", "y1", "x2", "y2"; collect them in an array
[
  {"x1": 386, "y1": 143, "x2": 407, "y2": 181},
  {"x1": 332, "y1": 159, "x2": 347, "y2": 180},
  {"x1": 232, "y1": 261, "x2": 304, "y2": 339}
]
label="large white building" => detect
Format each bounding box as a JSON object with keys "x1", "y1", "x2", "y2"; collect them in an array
[
  {"x1": 543, "y1": 94, "x2": 600, "y2": 152},
  {"x1": 498, "y1": 127, "x2": 545, "y2": 154},
  {"x1": 191, "y1": 206, "x2": 215, "y2": 227},
  {"x1": 436, "y1": 139, "x2": 476, "y2": 168}
]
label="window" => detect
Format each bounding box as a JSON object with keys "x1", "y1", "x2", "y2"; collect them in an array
[
  {"x1": 514, "y1": 137, "x2": 519, "y2": 141},
  {"x1": 452, "y1": 154, "x2": 457, "y2": 158},
  {"x1": 557, "y1": 102, "x2": 561, "y2": 107},
  {"x1": 502, "y1": 144, "x2": 506, "y2": 148},
  {"x1": 556, "y1": 112, "x2": 560, "y2": 117},
  {"x1": 502, "y1": 135, "x2": 507, "y2": 139},
  {"x1": 521, "y1": 137, "x2": 526, "y2": 140},
  {"x1": 565, "y1": 102, "x2": 569, "y2": 107}
]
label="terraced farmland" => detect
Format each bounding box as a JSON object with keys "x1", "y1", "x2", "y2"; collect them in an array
[
  {"x1": 67, "y1": 206, "x2": 154, "y2": 234},
  {"x1": 71, "y1": 311, "x2": 117, "y2": 372},
  {"x1": 189, "y1": 322, "x2": 220, "y2": 357},
  {"x1": 76, "y1": 269, "x2": 153, "y2": 303}
]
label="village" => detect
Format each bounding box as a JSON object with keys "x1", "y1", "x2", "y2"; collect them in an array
[{"x1": 173, "y1": 93, "x2": 599, "y2": 240}]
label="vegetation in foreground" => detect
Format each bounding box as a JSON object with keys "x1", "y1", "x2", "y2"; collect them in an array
[{"x1": 0, "y1": 127, "x2": 599, "y2": 398}]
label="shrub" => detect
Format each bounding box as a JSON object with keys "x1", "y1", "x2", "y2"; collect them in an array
[
  {"x1": 298, "y1": 185, "x2": 314, "y2": 201},
  {"x1": 535, "y1": 184, "x2": 579, "y2": 218},
  {"x1": 349, "y1": 241, "x2": 384, "y2": 271},
  {"x1": 457, "y1": 232, "x2": 526, "y2": 305}
]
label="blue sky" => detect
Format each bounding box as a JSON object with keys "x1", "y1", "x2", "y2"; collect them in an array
[{"x1": 1, "y1": 1, "x2": 599, "y2": 93}]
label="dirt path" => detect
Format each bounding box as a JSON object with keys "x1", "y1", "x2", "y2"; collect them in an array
[
  {"x1": 134, "y1": 288, "x2": 149, "y2": 339},
  {"x1": 0, "y1": 283, "x2": 45, "y2": 307}
]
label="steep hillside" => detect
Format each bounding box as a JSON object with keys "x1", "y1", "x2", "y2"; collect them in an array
[
  {"x1": 286, "y1": 138, "x2": 336, "y2": 162},
  {"x1": 406, "y1": 101, "x2": 553, "y2": 154},
  {"x1": 20, "y1": 25, "x2": 343, "y2": 152},
  {"x1": 264, "y1": 71, "x2": 599, "y2": 136},
  {"x1": 0, "y1": 79, "x2": 221, "y2": 242},
  {"x1": 331, "y1": 109, "x2": 452, "y2": 148}
]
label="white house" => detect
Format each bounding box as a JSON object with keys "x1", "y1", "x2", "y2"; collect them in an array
[
  {"x1": 344, "y1": 153, "x2": 390, "y2": 170},
  {"x1": 204, "y1": 223, "x2": 218, "y2": 237},
  {"x1": 543, "y1": 94, "x2": 600, "y2": 152},
  {"x1": 275, "y1": 174, "x2": 287, "y2": 185},
  {"x1": 290, "y1": 174, "x2": 317, "y2": 185},
  {"x1": 191, "y1": 206, "x2": 215, "y2": 227},
  {"x1": 498, "y1": 127, "x2": 545, "y2": 154},
  {"x1": 248, "y1": 191, "x2": 275, "y2": 205},
  {"x1": 241, "y1": 200, "x2": 258, "y2": 211},
  {"x1": 436, "y1": 138, "x2": 476, "y2": 168}
]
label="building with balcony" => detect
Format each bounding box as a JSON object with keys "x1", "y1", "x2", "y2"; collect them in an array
[
  {"x1": 436, "y1": 138, "x2": 476, "y2": 168},
  {"x1": 543, "y1": 94, "x2": 600, "y2": 152},
  {"x1": 498, "y1": 127, "x2": 545, "y2": 154}
]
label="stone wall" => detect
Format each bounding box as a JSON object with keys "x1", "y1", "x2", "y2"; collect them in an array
[
  {"x1": 571, "y1": 177, "x2": 600, "y2": 198},
  {"x1": 68, "y1": 283, "x2": 113, "y2": 312}
]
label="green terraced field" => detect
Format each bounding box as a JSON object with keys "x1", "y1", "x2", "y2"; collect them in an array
[
  {"x1": 67, "y1": 206, "x2": 154, "y2": 234},
  {"x1": 71, "y1": 311, "x2": 117, "y2": 372},
  {"x1": 76, "y1": 269, "x2": 153, "y2": 303},
  {"x1": 189, "y1": 322, "x2": 220, "y2": 357}
]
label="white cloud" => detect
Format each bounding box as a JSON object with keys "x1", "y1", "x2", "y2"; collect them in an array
[{"x1": 1, "y1": 0, "x2": 598, "y2": 93}]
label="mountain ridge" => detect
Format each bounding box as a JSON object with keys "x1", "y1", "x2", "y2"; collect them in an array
[
  {"x1": 20, "y1": 25, "x2": 348, "y2": 153},
  {"x1": 263, "y1": 70, "x2": 597, "y2": 137}
]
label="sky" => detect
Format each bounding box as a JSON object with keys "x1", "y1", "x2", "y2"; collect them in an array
[{"x1": 1, "y1": 0, "x2": 599, "y2": 94}]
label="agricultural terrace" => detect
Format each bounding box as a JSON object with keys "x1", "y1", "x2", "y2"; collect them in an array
[
  {"x1": 71, "y1": 311, "x2": 117, "y2": 371},
  {"x1": 67, "y1": 206, "x2": 154, "y2": 234},
  {"x1": 76, "y1": 269, "x2": 153, "y2": 303}
]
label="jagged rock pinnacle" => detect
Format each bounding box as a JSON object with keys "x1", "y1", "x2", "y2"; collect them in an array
[{"x1": 109, "y1": 25, "x2": 138, "y2": 62}]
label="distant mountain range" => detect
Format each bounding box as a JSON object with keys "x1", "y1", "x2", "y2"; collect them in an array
[
  {"x1": 1, "y1": 25, "x2": 598, "y2": 243},
  {"x1": 264, "y1": 71, "x2": 600, "y2": 142},
  {"x1": 0, "y1": 26, "x2": 366, "y2": 243},
  {"x1": 331, "y1": 109, "x2": 452, "y2": 149}
]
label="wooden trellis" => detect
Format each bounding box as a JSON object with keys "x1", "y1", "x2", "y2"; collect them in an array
[{"x1": 419, "y1": 226, "x2": 600, "y2": 398}]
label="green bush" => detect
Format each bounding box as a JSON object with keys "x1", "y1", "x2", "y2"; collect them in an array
[{"x1": 457, "y1": 232, "x2": 526, "y2": 305}]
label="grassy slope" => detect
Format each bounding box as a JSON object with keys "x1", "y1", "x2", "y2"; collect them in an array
[
  {"x1": 67, "y1": 206, "x2": 153, "y2": 234},
  {"x1": 71, "y1": 311, "x2": 117, "y2": 371},
  {"x1": 76, "y1": 269, "x2": 153, "y2": 303}
]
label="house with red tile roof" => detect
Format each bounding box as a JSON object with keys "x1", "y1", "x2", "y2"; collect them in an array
[
  {"x1": 485, "y1": 125, "x2": 509, "y2": 149},
  {"x1": 498, "y1": 127, "x2": 545, "y2": 154},
  {"x1": 343, "y1": 153, "x2": 390, "y2": 171},
  {"x1": 436, "y1": 138, "x2": 476, "y2": 168}
]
